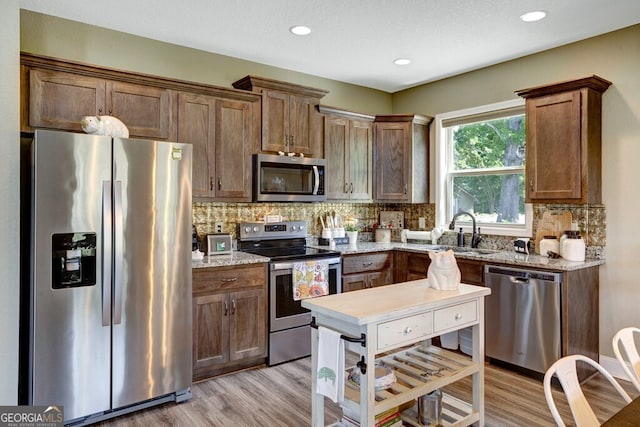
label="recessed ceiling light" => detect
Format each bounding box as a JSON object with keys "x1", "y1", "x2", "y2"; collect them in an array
[
  {"x1": 394, "y1": 58, "x2": 411, "y2": 66},
  {"x1": 290, "y1": 25, "x2": 311, "y2": 36},
  {"x1": 520, "y1": 10, "x2": 547, "y2": 22}
]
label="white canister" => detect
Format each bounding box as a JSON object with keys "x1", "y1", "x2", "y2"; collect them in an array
[
  {"x1": 563, "y1": 231, "x2": 585, "y2": 262},
  {"x1": 539, "y1": 235, "x2": 559, "y2": 257},
  {"x1": 558, "y1": 231, "x2": 570, "y2": 257},
  {"x1": 375, "y1": 228, "x2": 391, "y2": 243}
]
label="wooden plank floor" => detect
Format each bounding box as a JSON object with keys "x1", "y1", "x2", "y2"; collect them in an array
[{"x1": 95, "y1": 357, "x2": 639, "y2": 426}]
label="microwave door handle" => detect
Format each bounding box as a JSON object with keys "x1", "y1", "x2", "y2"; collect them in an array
[{"x1": 312, "y1": 165, "x2": 319, "y2": 195}]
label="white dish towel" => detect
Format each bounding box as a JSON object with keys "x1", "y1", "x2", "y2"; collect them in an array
[{"x1": 316, "y1": 326, "x2": 344, "y2": 403}]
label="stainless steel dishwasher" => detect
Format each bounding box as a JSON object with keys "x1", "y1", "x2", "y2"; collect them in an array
[{"x1": 484, "y1": 265, "x2": 562, "y2": 375}]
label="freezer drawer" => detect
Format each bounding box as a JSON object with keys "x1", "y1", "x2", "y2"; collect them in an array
[{"x1": 484, "y1": 265, "x2": 562, "y2": 374}]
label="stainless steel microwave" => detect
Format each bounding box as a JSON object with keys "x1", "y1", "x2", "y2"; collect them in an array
[{"x1": 253, "y1": 153, "x2": 326, "y2": 202}]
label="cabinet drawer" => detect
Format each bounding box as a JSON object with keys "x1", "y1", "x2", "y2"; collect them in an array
[
  {"x1": 193, "y1": 264, "x2": 266, "y2": 293},
  {"x1": 434, "y1": 301, "x2": 477, "y2": 333},
  {"x1": 343, "y1": 252, "x2": 392, "y2": 275},
  {"x1": 377, "y1": 312, "x2": 433, "y2": 350}
]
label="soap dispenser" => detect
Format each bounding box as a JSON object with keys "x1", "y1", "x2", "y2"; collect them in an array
[{"x1": 457, "y1": 228, "x2": 464, "y2": 247}]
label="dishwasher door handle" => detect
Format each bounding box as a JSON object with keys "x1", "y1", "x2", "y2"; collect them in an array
[{"x1": 510, "y1": 276, "x2": 530, "y2": 284}]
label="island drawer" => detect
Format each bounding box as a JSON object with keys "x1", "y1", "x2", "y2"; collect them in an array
[
  {"x1": 433, "y1": 301, "x2": 477, "y2": 333},
  {"x1": 377, "y1": 312, "x2": 433, "y2": 349}
]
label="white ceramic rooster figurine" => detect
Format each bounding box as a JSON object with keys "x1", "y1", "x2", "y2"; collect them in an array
[{"x1": 80, "y1": 115, "x2": 129, "y2": 138}]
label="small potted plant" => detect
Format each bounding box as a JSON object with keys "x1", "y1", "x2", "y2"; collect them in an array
[{"x1": 344, "y1": 223, "x2": 360, "y2": 246}]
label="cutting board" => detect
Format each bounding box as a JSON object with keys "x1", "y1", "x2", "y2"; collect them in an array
[{"x1": 535, "y1": 210, "x2": 572, "y2": 253}]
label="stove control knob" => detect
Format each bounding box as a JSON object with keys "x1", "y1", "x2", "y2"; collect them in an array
[
  {"x1": 244, "y1": 226, "x2": 251, "y2": 233},
  {"x1": 291, "y1": 225, "x2": 297, "y2": 231},
  {"x1": 253, "y1": 226, "x2": 259, "y2": 233}
]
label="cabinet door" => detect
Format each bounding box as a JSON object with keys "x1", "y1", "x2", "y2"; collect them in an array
[
  {"x1": 214, "y1": 99, "x2": 253, "y2": 200},
  {"x1": 289, "y1": 94, "x2": 322, "y2": 156},
  {"x1": 526, "y1": 91, "x2": 582, "y2": 201},
  {"x1": 368, "y1": 269, "x2": 393, "y2": 288},
  {"x1": 177, "y1": 92, "x2": 215, "y2": 198},
  {"x1": 261, "y1": 89, "x2": 289, "y2": 152},
  {"x1": 342, "y1": 273, "x2": 369, "y2": 292},
  {"x1": 324, "y1": 116, "x2": 350, "y2": 199},
  {"x1": 106, "y1": 81, "x2": 173, "y2": 140},
  {"x1": 193, "y1": 293, "x2": 229, "y2": 368},
  {"x1": 349, "y1": 120, "x2": 373, "y2": 200},
  {"x1": 229, "y1": 289, "x2": 267, "y2": 361},
  {"x1": 29, "y1": 68, "x2": 105, "y2": 131},
  {"x1": 374, "y1": 122, "x2": 410, "y2": 201}
]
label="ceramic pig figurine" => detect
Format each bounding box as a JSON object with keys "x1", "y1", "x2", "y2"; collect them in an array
[
  {"x1": 80, "y1": 115, "x2": 129, "y2": 138},
  {"x1": 427, "y1": 250, "x2": 461, "y2": 290}
]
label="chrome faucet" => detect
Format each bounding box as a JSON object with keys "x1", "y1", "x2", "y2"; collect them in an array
[{"x1": 448, "y1": 211, "x2": 482, "y2": 248}]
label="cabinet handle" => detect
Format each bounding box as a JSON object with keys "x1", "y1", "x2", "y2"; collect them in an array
[
  {"x1": 224, "y1": 301, "x2": 228, "y2": 316},
  {"x1": 455, "y1": 313, "x2": 462, "y2": 320},
  {"x1": 404, "y1": 326, "x2": 413, "y2": 334},
  {"x1": 290, "y1": 135, "x2": 295, "y2": 147},
  {"x1": 98, "y1": 108, "x2": 103, "y2": 115},
  {"x1": 344, "y1": 182, "x2": 349, "y2": 193},
  {"x1": 350, "y1": 183, "x2": 353, "y2": 193},
  {"x1": 218, "y1": 178, "x2": 222, "y2": 190},
  {"x1": 231, "y1": 299, "x2": 236, "y2": 315},
  {"x1": 404, "y1": 184, "x2": 408, "y2": 195},
  {"x1": 221, "y1": 277, "x2": 238, "y2": 283},
  {"x1": 209, "y1": 177, "x2": 214, "y2": 191},
  {"x1": 108, "y1": 109, "x2": 112, "y2": 115},
  {"x1": 530, "y1": 177, "x2": 534, "y2": 192},
  {"x1": 285, "y1": 134, "x2": 289, "y2": 150},
  {"x1": 363, "y1": 262, "x2": 373, "y2": 267}
]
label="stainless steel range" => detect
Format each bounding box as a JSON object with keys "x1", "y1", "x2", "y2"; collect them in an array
[{"x1": 238, "y1": 221, "x2": 341, "y2": 365}]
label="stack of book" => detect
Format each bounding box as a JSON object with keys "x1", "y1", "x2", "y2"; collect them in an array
[{"x1": 340, "y1": 405, "x2": 402, "y2": 427}]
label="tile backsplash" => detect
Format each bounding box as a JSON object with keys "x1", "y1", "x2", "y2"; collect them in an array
[{"x1": 193, "y1": 202, "x2": 606, "y2": 259}]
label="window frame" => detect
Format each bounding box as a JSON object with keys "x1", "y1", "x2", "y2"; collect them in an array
[{"x1": 434, "y1": 99, "x2": 532, "y2": 237}]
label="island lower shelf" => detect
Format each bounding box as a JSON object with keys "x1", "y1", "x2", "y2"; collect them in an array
[{"x1": 341, "y1": 344, "x2": 479, "y2": 426}]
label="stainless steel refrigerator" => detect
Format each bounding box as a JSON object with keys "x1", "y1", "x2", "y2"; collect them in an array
[{"x1": 20, "y1": 130, "x2": 193, "y2": 425}]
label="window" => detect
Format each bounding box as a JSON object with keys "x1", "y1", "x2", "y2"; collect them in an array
[{"x1": 434, "y1": 99, "x2": 532, "y2": 236}]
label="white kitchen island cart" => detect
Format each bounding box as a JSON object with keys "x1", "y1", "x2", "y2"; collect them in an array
[{"x1": 302, "y1": 280, "x2": 491, "y2": 427}]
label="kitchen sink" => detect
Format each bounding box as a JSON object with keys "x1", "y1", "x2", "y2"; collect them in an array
[{"x1": 422, "y1": 245, "x2": 498, "y2": 257}]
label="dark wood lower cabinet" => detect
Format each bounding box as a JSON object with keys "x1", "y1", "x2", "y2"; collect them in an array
[
  {"x1": 342, "y1": 252, "x2": 393, "y2": 292},
  {"x1": 192, "y1": 263, "x2": 267, "y2": 381}
]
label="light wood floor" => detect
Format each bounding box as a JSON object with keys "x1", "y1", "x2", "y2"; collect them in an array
[{"x1": 96, "y1": 357, "x2": 639, "y2": 426}]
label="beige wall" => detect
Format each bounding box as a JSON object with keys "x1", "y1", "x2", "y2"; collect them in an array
[
  {"x1": 393, "y1": 24, "x2": 640, "y2": 358},
  {"x1": 1, "y1": 0, "x2": 20, "y2": 405},
  {"x1": 19, "y1": 10, "x2": 392, "y2": 116}
]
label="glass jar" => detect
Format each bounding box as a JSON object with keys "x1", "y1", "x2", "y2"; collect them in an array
[{"x1": 539, "y1": 235, "x2": 559, "y2": 257}]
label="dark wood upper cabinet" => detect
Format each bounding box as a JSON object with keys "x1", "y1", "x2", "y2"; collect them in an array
[
  {"x1": 233, "y1": 75, "x2": 328, "y2": 158},
  {"x1": 321, "y1": 106, "x2": 374, "y2": 201},
  {"x1": 373, "y1": 114, "x2": 432, "y2": 203},
  {"x1": 516, "y1": 75, "x2": 611, "y2": 204}
]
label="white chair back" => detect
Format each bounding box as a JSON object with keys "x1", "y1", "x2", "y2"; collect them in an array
[
  {"x1": 543, "y1": 354, "x2": 631, "y2": 427},
  {"x1": 612, "y1": 327, "x2": 640, "y2": 392}
]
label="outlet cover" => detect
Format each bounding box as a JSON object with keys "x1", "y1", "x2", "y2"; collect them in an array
[
  {"x1": 215, "y1": 222, "x2": 223, "y2": 233},
  {"x1": 419, "y1": 217, "x2": 426, "y2": 229}
]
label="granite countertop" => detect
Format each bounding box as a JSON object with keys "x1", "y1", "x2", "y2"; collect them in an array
[
  {"x1": 313, "y1": 241, "x2": 604, "y2": 271},
  {"x1": 192, "y1": 251, "x2": 269, "y2": 269}
]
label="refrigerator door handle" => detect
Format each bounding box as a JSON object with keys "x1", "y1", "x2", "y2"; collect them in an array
[
  {"x1": 113, "y1": 180, "x2": 123, "y2": 325},
  {"x1": 102, "y1": 181, "x2": 113, "y2": 326}
]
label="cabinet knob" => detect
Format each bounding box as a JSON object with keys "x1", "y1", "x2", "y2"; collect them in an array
[
  {"x1": 455, "y1": 313, "x2": 462, "y2": 320},
  {"x1": 404, "y1": 326, "x2": 412, "y2": 334}
]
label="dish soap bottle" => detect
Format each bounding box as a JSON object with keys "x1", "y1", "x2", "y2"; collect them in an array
[{"x1": 457, "y1": 228, "x2": 464, "y2": 246}]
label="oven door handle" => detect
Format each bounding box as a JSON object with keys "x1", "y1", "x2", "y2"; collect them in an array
[
  {"x1": 271, "y1": 257, "x2": 342, "y2": 271},
  {"x1": 312, "y1": 165, "x2": 320, "y2": 195}
]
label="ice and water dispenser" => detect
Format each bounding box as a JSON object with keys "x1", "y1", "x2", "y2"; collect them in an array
[{"x1": 51, "y1": 232, "x2": 97, "y2": 289}]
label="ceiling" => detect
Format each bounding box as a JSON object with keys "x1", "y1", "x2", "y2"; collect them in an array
[{"x1": 19, "y1": 0, "x2": 640, "y2": 93}]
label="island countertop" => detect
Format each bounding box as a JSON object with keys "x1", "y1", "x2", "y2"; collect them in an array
[{"x1": 301, "y1": 279, "x2": 490, "y2": 325}]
